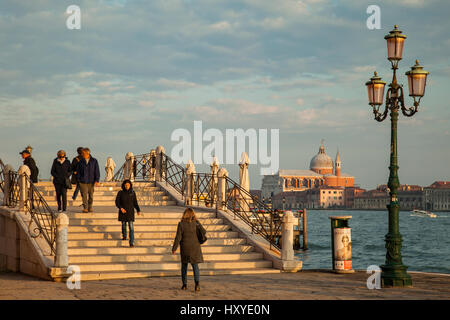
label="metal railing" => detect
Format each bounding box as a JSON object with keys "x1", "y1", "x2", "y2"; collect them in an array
[
  {"x1": 0, "y1": 159, "x2": 5, "y2": 193},
  {"x1": 161, "y1": 152, "x2": 185, "y2": 195},
  {"x1": 113, "y1": 151, "x2": 283, "y2": 251},
  {"x1": 113, "y1": 153, "x2": 157, "y2": 182},
  {"x1": 0, "y1": 159, "x2": 57, "y2": 255},
  {"x1": 221, "y1": 175, "x2": 282, "y2": 250}
]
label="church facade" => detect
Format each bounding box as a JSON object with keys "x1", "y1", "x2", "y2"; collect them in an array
[{"x1": 261, "y1": 142, "x2": 354, "y2": 200}]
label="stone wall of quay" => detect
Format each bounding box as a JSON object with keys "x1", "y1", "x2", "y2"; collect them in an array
[{"x1": 0, "y1": 207, "x2": 52, "y2": 280}]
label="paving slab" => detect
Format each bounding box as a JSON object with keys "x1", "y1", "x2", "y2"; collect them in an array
[{"x1": 0, "y1": 270, "x2": 448, "y2": 300}]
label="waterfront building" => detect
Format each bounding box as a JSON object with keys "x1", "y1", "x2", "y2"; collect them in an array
[
  {"x1": 353, "y1": 184, "x2": 434, "y2": 210},
  {"x1": 424, "y1": 181, "x2": 450, "y2": 211},
  {"x1": 272, "y1": 186, "x2": 346, "y2": 210},
  {"x1": 344, "y1": 186, "x2": 366, "y2": 208},
  {"x1": 261, "y1": 142, "x2": 354, "y2": 200}
]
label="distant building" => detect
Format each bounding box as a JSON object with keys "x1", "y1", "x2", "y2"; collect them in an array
[
  {"x1": 353, "y1": 188, "x2": 389, "y2": 210},
  {"x1": 353, "y1": 183, "x2": 448, "y2": 211},
  {"x1": 344, "y1": 186, "x2": 366, "y2": 208},
  {"x1": 261, "y1": 142, "x2": 355, "y2": 200},
  {"x1": 424, "y1": 181, "x2": 450, "y2": 211},
  {"x1": 272, "y1": 186, "x2": 347, "y2": 210}
]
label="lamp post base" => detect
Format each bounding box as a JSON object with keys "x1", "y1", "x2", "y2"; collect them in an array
[{"x1": 380, "y1": 264, "x2": 412, "y2": 288}]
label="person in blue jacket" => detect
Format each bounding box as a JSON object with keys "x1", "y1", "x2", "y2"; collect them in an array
[{"x1": 76, "y1": 148, "x2": 100, "y2": 213}]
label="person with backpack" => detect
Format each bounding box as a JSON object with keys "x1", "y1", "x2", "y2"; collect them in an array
[
  {"x1": 115, "y1": 179, "x2": 141, "y2": 248},
  {"x1": 20, "y1": 149, "x2": 39, "y2": 183},
  {"x1": 50, "y1": 150, "x2": 72, "y2": 213},
  {"x1": 172, "y1": 207, "x2": 207, "y2": 292}
]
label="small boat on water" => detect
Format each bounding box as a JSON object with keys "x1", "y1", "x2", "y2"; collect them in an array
[{"x1": 411, "y1": 209, "x2": 437, "y2": 218}]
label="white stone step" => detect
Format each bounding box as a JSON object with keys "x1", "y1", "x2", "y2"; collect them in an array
[
  {"x1": 67, "y1": 211, "x2": 217, "y2": 219},
  {"x1": 68, "y1": 238, "x2": 246, "y2": 247},
  {"x1": 75, "y1": 260, "x2": 273, "y2": 272},
  {"x1": 68, "y1": 224, "x2": 230, "y2": 232},
  {"x1": 45, "y1": 200, "x2": 177, "y2": 206},
  {"x1": 69, "y1": 252, "x2": 264, "y2": 264},
  {"x1": 36, "y1": 182, "x2": 155, "y2": 187},
  {"x1": 68, "y1": 245, "x2": 255, "y2": 255},
  {"x1": 79, "y1": 268, "x2": 280, "y2": 281},
  {"x1": 38, "y1": 189, "x2": 163, "y2": 196},
  {"x1": 68, "y1": 218, "x2": 224, "y2": 226},
  {"x1": 68, "y1": 231, "x2": 238, "y2": 240}
]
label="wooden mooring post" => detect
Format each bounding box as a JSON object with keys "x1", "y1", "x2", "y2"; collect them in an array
[
  {"x1": 293, "y1": 208, "x2": 308, "y2": 251},
  {"x1": 302, "y1": 208, "x2": 308, "y2": 250}
]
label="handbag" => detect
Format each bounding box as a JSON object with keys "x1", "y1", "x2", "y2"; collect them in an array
[
  {"x1": 65, "y1": 177, "x2": 72, "y2": 189},
  {"x1": 196, "y1": 221, "x2": 207, "y2": 244}
]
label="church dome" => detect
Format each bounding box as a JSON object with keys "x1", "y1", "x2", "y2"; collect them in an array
[{"x1": 310, "y1": 142, "x2": 333, "y2": 171}]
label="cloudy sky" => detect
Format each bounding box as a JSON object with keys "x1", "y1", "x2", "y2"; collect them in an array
[{"x1": 0, "y1": 0, "x2": 449, "y2": 189}]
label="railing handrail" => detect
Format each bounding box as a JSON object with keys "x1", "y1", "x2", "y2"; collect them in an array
[
  {"x1": 0, "y1": 158, "x2": 57, "y2": 255},
  {"x1": 161, "y1": 152, "x2": 283, "y2": 251}
]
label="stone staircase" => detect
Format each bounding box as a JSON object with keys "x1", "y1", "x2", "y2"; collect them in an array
[
  {"x1": 34, "y1": 181, "x2": 280, "y2": 281},
  {"x1": 36, "y1": 181, "x2": 177, "y2": 207}
]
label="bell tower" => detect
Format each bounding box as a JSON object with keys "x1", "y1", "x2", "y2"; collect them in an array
[{"x1": 335, "y1": 150, "x2": 341, "y2": 176}]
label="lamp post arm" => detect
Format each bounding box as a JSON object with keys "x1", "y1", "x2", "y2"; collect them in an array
[
  {"x1": 400, "y1": 86, "x2": 421, "y2": 117},
  {"x1": 372, "y1": 89, "x2": 391, "y2": 122}
]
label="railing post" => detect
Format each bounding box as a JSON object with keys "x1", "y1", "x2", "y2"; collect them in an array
[
  {"x1": 210, "y1": 157, "x2": 219, "y2": 207},
  {"x1": 18, "y1": 165, "x2": 31, "y2": 212},
  {"x1": 239, "y1": 152, "x2": 250, "y2": 213},
  {"x1": 124, "y1": 152, "x2": 135, "y2": 181},
  {"x1": 217, "y1": 168, "x2": 228, "y2": 211},
  {"x1": 105, "y1": 157, "x2": 116, "y2": 182},
  {"x1": 281, "y1": 211, "x2": 295, "y2": 261},
  {"x1": 279, "y1": 210, "x2": 302, "y2": 272},
  {"x1": 185, "y1": 160, "x2": 195, "y2": 206},
  {"x1": 3, "y1": 165, "x2": 13, "y2": 206},
  {"x1": 55, "y1": 212, "x2": 69, "y2": 267},
  {"x1": 155, "y1": 146, "x2": 165, "y2": 182}
]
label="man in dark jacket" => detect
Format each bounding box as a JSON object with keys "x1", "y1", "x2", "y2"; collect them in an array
[
  {"x1": 76, "y1": 148, "x2": 100, "y2": 213},
  {"x1": 20, "y1": 150, "x2": 39, "y2": 183},
  {"x1": 71, "y1": 147, "x2": 83, "y2": 201}
]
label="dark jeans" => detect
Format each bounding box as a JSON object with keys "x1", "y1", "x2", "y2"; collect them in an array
[
  {"x1": 54, "y1": 183, "x2": 67, "y2": 211},
  {"x1": 181, "y1": 263, "x2": 200, "y2": 284},
  {"x1": 121, "y1": 221, "x2": 134, "y2": 245},
  {"x1": 72, "y1": 182, "x2": 80, "y2": 200},
  {"x1": 79, "y1": 183, "x2": 94, "y2": 210}
]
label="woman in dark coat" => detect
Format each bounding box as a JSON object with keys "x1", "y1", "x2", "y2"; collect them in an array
[
  {"x1": 172, "y1": 208, "x2": 206, "y2": 292},
  {"x1": 115, "y1": 179, "x2": 141, "y2": 247},
  {"x1": 50, "y1": 150, "x2": 72, "y2": 212}
]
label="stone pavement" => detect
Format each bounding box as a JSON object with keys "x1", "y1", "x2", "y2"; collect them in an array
[{"x1": 0, "y1": 270, "x2": 448, "y2": 300}]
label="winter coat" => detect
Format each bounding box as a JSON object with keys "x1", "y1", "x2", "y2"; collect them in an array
[
  {"x1": 172, "y1": 220, "x2": 205, "y2": 264},
  {"x1": 71, "y1": 155, "x2": 82, "y2": 184},
  {"x1": 23, "y1": 156, "x2": 39, "y2": 183},
  {"x1": 115, "y1": 181, "x2": 140, "y2": 222},
  {"x1": 50, "y1": 157, "x2": 72, "y2": 186},
  {"x1": 76, "y1": 156, "x2": 100, "y2": 184}
]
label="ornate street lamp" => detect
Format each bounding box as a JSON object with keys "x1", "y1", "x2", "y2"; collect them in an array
[{"x1": 365, "y1": 25, "x2": 429, "y2": 288}]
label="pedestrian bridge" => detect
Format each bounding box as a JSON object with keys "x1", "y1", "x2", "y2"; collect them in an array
[{"x1": 0, "y1": 147, "x2": 302, "y2": 281}]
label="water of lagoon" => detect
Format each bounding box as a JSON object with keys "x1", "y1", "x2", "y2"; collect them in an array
[{"x1": 295, "y1": 210, "x2": 450, "y2": 274}]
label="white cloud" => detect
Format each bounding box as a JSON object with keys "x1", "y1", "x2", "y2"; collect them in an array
[
  {"x1": 296, "y1": 98, "x2": 305, "y2": 106},
  {"x1": 156, "y1": 78, "x2": 199, "y2": 89},
  {"x1": 138, "y1": 100, "x2": 155, "y2": 108},
  {"x1": 210, "y1": 21, "x2": 233, "y2": 31}
]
